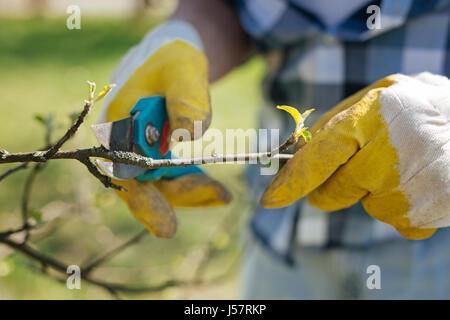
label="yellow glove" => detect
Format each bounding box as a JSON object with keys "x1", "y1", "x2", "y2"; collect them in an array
[
  {"x1": 101, "y1": 21, "x2": 231, "y2": 238},
  {"x1": 261, "y1": 73, "x2": 450, "y2": 240}
]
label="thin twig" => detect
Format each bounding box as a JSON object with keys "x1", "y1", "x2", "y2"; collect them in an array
[
  {"x1": 78, "y1": 158, "x2": 126, "y2": 191},
  {"x1": 43, "y1": 100, "x2": 93, "y2": 160},
  {"x1": 1, "y1": 148, "x2": 294, "y2": 168},
  {"x1": 192, "y1": 193, "x2": 247, "y2": 281},
  {"x1": 0, "y1": 237, "x2": 68, "y2": 272},
  {"x1": 0, "y1": 80, "x2": 251, "y2": 299},
  {"x1": 275, "y1": 135, "x2": 298, "y2": 154},
  {"x1": 21, "y1": 164, "x2": 40, "y2": 222},
  {"x1": 0, "y1": 224, "x2": 31, "y2": 239},
  {"x1": 21, "y1": 163, "x2": 43, "y2": 242},
  {"x1": 0, "y1": 236, "x2": 233, "y2": 297},
  {"x1": 0, "y1": 163, "x2": 28, "y2": 182},
  {"x1": 0, "y1": 80, "x2": 298, "y2": 184},
  {"x1": 0, "y1": 76, "x2": 297, "y2": 188},
  {"x1": 0, "y1": 125, "x2": 53, "y2": 183},
  {"x1": 1, "y1": 147, "x2": 294, "y2": 192},
  {"x1": 42, "y1": 81, "x2": 99, "y2": 161},
  {"x1": 83, "y1": 229, "x2": 148, "y2": 275}
]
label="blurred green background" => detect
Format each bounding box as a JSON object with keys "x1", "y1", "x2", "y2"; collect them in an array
[{"x1": 0, "y1": 1, "x2": 265, "y2": 299}]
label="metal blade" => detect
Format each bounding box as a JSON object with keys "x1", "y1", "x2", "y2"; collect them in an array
[
  {"x1": 95, "y1": 159, "x2": 147, "y2": 180},
  {"x1": 91, "y1": 117, "x2": 133, "y2": 151}
]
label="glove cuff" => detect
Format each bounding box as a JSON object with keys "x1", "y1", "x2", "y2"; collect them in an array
[
  {"x1": 146, "y1": 20, "x2": 203, "y2": 52},
  {"x1": 99, "y1": 20, "x2": 203, "y2": 122}
]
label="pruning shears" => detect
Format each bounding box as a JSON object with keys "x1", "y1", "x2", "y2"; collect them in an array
[{"x1": 91, "y1": 96, "x2": 202, "y2": 181}]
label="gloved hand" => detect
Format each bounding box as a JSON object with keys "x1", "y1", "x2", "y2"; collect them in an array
[
  {"x1": 261, "y1": 73, "x2": 450, "y2": 240},
  {"x1": 101, "y1": 21, "x2": 231, "y2": 238}
]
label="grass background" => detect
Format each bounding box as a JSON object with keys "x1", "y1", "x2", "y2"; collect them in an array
[{"x1": 0, "y1": 15, "x2": 265, "y2": 299}]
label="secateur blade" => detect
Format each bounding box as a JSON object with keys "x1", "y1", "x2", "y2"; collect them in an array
[
  {"x1": 94, "y1": 159, "x2": 147, "y2": 181},
  {"x1": 91, "y1": 117, "x2": 134, "y2": 152},
  {"x1": 91, "y1": 117, "x2": 147, "y2": 180},
  {"x1": 90, "y1": 96, "x2": 203, "y2": 182}
]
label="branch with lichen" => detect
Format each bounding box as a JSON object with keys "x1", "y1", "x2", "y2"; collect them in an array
[
  {"x1": 0, "y1": 81, "x2": 314, "y2": 299},
  {"x1": 0, "y1": 83, "x2": 314, "y2": 192}
]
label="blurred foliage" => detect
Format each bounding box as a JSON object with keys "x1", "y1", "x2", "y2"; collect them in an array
[{"x1": 0, "y1": 16, "x2": 265, "y2": 299}]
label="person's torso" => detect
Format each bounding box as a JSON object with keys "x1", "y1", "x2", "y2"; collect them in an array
[{"x1": 231, "y1": 0, "x2": 450, "y2": 260}]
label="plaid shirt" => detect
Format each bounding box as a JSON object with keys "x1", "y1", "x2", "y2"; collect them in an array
[{"x1": 226, "y1": 0, "x2": 450, "y2": 264}]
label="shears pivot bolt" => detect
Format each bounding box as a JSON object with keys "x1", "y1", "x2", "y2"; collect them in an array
[{"x1": 144, "y1": 122, "x2": 160, "y2": 146}]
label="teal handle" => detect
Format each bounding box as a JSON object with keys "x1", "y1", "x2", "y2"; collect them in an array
[{"x1": 130, "y1": 96, "x2": 203, "y2": 181}]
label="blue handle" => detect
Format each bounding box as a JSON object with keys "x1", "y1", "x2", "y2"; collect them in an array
[{"x1": 130, "y1": 96, "x2": 203, "y2": 181}]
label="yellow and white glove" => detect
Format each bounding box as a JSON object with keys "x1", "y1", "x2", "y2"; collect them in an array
[
  {"x1": 100, "y1": 21, "x2": 231, "y2": 238},
  {"x1": 261, "y1": 73, "x2": 450, "y2": 240}
]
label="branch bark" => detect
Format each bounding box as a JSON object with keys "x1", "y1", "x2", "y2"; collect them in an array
[
  {"x1": 0, "y1": 234, "x2": 235, "y2": 298},
  {"x1": 0, "y1": 81, "x2": 300, "y2": 299},
  {"x1": 43, "y1": 100, "x2": 92, "y2": 160},
  {"x1": 1, "y1": 147, "x2": 293, "y2": 169},
  {"x1": 82, "y1": 229, "x2": 148, "y2": 275},
  {"x1": 0, "y1": 163, "x2": 28, "y2": 182},
  {"x1": 78, "y1": 158, "x2": 126, "y2": 191},
  {"x1": 0, "y1": 81, "x2": 299, "y2": 190}
]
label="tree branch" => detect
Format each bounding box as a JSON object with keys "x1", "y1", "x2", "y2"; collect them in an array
[
  {"x1": 20, "y1": 163, "x2": 43, "y2": 242},
  {"x1": 0, "y1": 81, "x2": 302, "y2": 299},
  {"x1": 43, "y1": 82, "x2": 97, "y2": 160},
  {"x1": 1, "y1": 148, "x2": 293, "y2": 169},
  {"x1": 0, "y1": 163, "x2": 28, "y2": 182},
  {"x1": 0, "y1": 235, "x2": 235, "y2": 298},
  {"x1": 0, "y1": 80, "x2": 300, "y2": 190},
  {"x1": 43, "y1": 101, "x2": 92, "y2": 160},
  {"x1": 78, "y1": 158, "x2": 126, "y2": 191},
  {"x1": 0, "y1": 224, "x2": 31, "y2": 239},
  {"x1": 82, "y1": 229, "x2": 148, "y2": 275}
]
